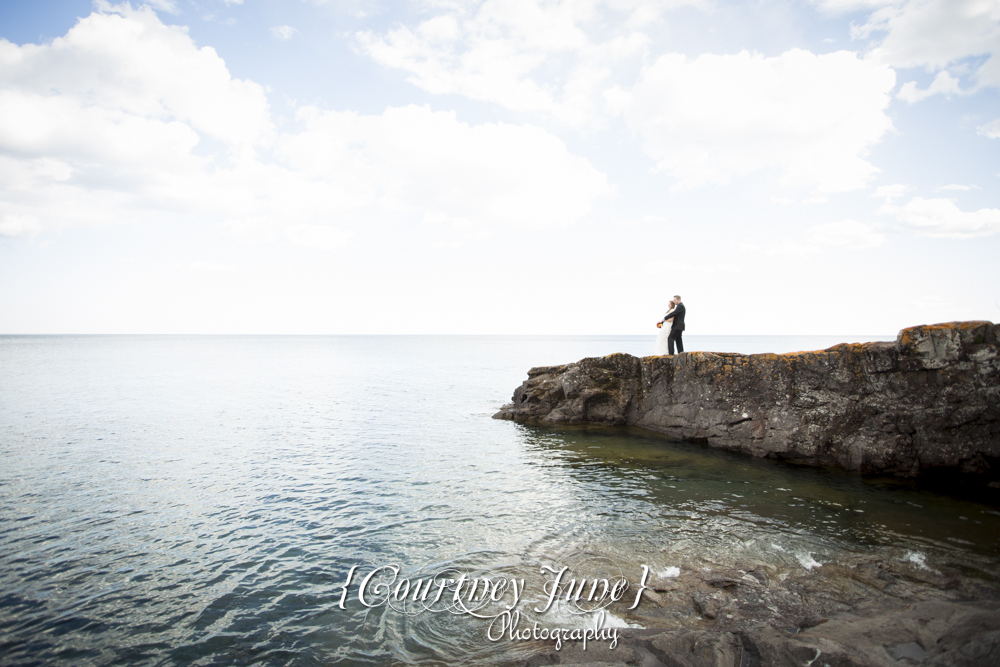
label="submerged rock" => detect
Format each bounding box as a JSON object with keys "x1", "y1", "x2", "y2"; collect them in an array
[{"x1": 494, "y1": 321, "x2": 1000, "y2": 477}]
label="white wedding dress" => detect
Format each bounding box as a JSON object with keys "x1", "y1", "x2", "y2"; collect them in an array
[{"x1": 654, "y1": 317, "x2": 672, "y2": 355}]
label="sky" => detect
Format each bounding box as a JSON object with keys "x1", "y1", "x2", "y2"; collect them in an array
[{"x1": 0, "y1": 0, "x2": 998, "y2": 335}]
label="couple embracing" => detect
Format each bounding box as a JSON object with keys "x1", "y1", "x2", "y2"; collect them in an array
[{"x1": 654, "y1": 296, "x2": 685, "y2": 356}]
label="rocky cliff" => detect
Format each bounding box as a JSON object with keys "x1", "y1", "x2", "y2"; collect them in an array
[{"x1": 493, "y1": 321, "x2": 1000, "y2": 476}]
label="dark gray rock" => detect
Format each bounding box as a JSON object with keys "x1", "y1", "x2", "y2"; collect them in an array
[
  {"x1": 494, "y1": 322, "x2": 1000, "y2": 476},
  {"x1": 498, "y1": 548, "x2": 1000, "y2": 667},
  {"x1": 507, "y1": 599, "x2": 1000, "y2": 667},
  {"x1": 888, "y1": 641, "x2": 927, "y2": 663}
]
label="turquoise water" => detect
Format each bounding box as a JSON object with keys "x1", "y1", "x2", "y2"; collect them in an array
[{"x1": 1, "y1": 335, "x2": 997, "y2": 665}]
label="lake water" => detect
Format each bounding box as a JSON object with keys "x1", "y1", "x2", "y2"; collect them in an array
[{"x1": 2, "y1": 335, "x2": 998, "y2": 666}]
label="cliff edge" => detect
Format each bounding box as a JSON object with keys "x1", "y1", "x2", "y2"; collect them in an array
[{"x1": 493, "y1": 321, "x2": 1000, "y2": 476}]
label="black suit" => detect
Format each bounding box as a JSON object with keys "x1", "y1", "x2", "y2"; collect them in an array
[{"x1": 664, "y1": 302, "x2": 685, "y2": 354}]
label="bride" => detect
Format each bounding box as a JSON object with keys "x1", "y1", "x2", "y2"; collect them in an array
[{"x1": 654, "y1": 301, "x2": 676, "y2": 355}]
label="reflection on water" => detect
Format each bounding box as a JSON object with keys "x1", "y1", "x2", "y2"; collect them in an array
[{"x1": 0, "y1": 335, "x2": 996, "y2": 666}]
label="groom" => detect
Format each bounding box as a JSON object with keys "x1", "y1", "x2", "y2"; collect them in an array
[{"x1": 663, "y1": 295, "x2": 685, "y2": 355}]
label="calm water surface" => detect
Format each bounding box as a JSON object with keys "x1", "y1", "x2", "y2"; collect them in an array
[{"x1": 1, "y1": 335, "x2": 997, "y2": 666}]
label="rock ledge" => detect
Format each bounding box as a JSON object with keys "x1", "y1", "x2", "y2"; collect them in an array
[{"x1": 494, "y1": 321, "x2": 1000, "y2": 476}]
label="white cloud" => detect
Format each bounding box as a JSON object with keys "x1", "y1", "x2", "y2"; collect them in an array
[
  {"x1": 897, "y1": 70, "x2": 967, "y2": 102},
  {"x1": 807, "y1": 219, "x2": 885, "y2": 248},
  {"x1": 872, "y1": 183, "x2": 912, "y2": 202},
  {"x1": 188, "y1": 261, "x2": 238, "y2": 272},
  {"x1": 271, "y1": 25, "x2": 298, "y2": 40},
  {"x1": 936, "y1": 183, "x2": 979, "y2": 191},
  {"x1": 285, "y1": 224, "x2": 353, "y2": 250},
  {"x1": 749, "y1": 219, "x2": 886, "y2": 258},
  {"x1": 857, "y1": 0, "x2": 1000, "y2": 89},
  {"x1": 641, "y1": 260, "x2": 741, "y2": 275},
  {"x1": 812, "y1": 0, "x2": 894, "y2": 11},
  {"x1": 612, "y1": 49, "x2": 895, "y2": 192},
  {"x1": 0, "y1": 5, "x2": 613, "y2": 246},
  {"x1": 222, "y1": 0, "x2": 244, "y2": 5},
  {"x1": 612, "y1": 214, "x2": 667, "y2": 226},
  {"x1": 0, "y1": 214, "x2": 43, "y2": 239},
  {"x1": 357, "y1": 4, "x2": 899, "y2": 192},
  {"x1": 979, "y1": 118, "x2": 1000, "y2": 138},
  {"x1": 277, "y1": 104, "x2": 613, "y2": 231},
  {"x1": 356, "y1": 0, "x2": 663, "y2": 128},
  {"x1": 884, "y1": 197, "x2": 1000, "y2": 237},
  {"x1": 143, "y1": 0, "x2": 180, "y2": 14},
  {"x1": 0, "y1": 4, "x2": 273, "y2": 147}
]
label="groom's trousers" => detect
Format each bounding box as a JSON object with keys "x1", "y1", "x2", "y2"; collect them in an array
[{"x1": 668, "y1": 330, "x2": 684, "y2": 355}]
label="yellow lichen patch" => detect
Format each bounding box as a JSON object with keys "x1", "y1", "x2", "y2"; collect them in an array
[
  {"x1": 827, "y1": 343, "x2": 865, "y2": 353},
  {"x1": 899, "y1": 321, "x2": 995, "y2": 347}
]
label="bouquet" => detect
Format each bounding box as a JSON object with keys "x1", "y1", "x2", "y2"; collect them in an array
[{"x1": 656, "y1": 321, "x2": 663, "y2": 329}]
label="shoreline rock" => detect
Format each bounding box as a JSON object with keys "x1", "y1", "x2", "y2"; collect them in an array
[
  {"x1": 493, "y1": 322, "x2": 1000, "y2": 477},
  {"x1": 501, "y1": 547, "x2": 1000, "y2": 667}
]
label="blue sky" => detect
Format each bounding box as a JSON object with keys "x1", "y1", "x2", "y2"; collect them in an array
[{"x1": 0, "y1": 0, "x2": 998, "y2": 335}]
